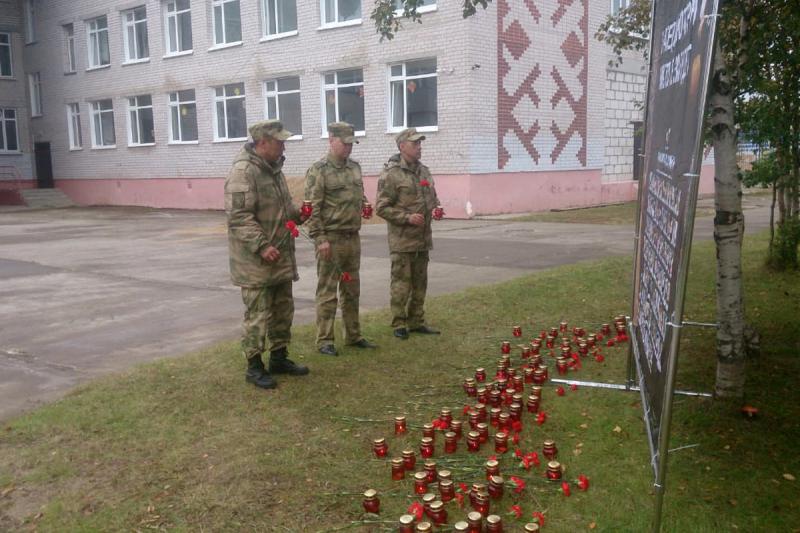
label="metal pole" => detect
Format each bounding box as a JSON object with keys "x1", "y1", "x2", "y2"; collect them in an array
[{"x1": 549, "y1": 378, "x2": 712, "y2": 398}]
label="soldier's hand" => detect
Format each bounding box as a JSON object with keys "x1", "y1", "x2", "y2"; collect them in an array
[
  {"x1": 318, "y1": 241, "x2": 332, "y2": 261},
  {"x1": 260, "y1": 246, "x2": 281, "y2": 263},
  {"x1": 408, "y1": 213, "x2": 425, "y2": 226}
]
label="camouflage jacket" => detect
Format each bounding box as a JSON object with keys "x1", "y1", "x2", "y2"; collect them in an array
[
  {"x1": 225, "y1": 144, "x2": 302, "y2": 287},
  {"x1": 375, "y1": 154, "x2": 439, "y2": 253},
  {"x1": 303, "y1": 154, "x2": 367, "y2": 245}
]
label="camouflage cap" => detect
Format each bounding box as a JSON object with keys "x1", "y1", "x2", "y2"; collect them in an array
[
  {"x1": 395, "y1": 127, "x2": 426, "y2": 146},
  {"x1": 249, "y1": 119, "x2": 293, "y2": 141},
  {"x1": 328, "y1": 122, "x2": 359, "y2": 144}
]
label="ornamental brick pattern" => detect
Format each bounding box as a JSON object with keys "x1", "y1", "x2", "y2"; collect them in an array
[{"x1": 498, "y1": 0, "x2": 588, "y2": 170}]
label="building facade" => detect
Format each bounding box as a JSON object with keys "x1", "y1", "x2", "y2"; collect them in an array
[{"x1": 0, "y1": 0, "x2": 714, "y2": 216}]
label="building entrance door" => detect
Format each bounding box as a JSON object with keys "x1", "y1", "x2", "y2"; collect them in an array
[{"x1": 34, "y1": 142, "x2": 54, "y2": 188}]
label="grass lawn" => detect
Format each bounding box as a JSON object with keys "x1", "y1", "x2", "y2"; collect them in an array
[
  {"x1": 509, "y1": 201, "x2": 715, "y2": 225},
  {"x1": 1, "y1": 231, "x2": 798, "y2": 532}
]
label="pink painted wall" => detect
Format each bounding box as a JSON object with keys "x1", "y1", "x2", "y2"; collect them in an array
[{"x1": 55, "y1": 164, "x2": 716, "y2": 217}]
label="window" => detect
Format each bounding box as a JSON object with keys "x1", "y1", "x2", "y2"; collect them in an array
[
  {"x1": 323, "y1": 69, "x2": 364, "y2": 133},
  {"x1": 28, "y1": 73, "x2": 42, "y2": 117},
  {"x1": 213, "y1": 83, "x2": 247, "y2": 140},
  {"x1": 164, "y1": 0, "x2": 193, "y2": 54},
  {"x1": 87, "y1": 16, "x2": 110, "y2": 68},
  {"x1": 123, "y1": 6, "x2": 149, "y2": 62},
  {"x1": 128, "y1": 95, "x2": 155, "y2": 145},
  {"x1": 64, "y1": 24, "x2": 76, "y2": 72},
  {"x1": 168, "y1": 89, "x2": 198, "y2": 143},
  {"x1": 0, "y1": 109, "x2": 19, "y2": 152},
  {"x1": 90, "y1": 99, "x2": 116, "y2": 147},
  {"x1": 264, "y1": 77, "x2": 301, "y2": 136},
  {"x1": 262, "y1": 0, "x2": 297, "y2": 38},
  {"x1": 321, "y1": 0, "x2": 361, "y2": 26},
  {"x1": 0, "y1": 33, "x2": 12, "y2": 77},
  {"x1": 389, "y1": 59, "x2": 437, "y2": 130},
  {"x1": 612, "y1": 0, "x2": 629, "y2": 14},
  {"x1": 393, "y1": 0, "x2": 436, "y2": 13},
  {"x1": 67, "y1": 103, "x2": 82, "y2": 149},
  {"x1": 212, "y1": 0, "x2": 242, "y2": 46},
  {"x1": 23, "y1": 0, "x2": 35, "y2": 43}
]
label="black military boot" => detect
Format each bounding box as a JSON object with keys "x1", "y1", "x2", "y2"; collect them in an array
[
  {"x1": 268, "y1": 347, "x2": 310, "y2": 376},
  {"x1": 245, "y1": 355, "x2": 277, "y2": 389}
]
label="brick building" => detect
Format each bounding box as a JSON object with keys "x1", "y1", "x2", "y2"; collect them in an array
[{"x1": 0, "y1": 0, "x2": 714, "y2": 216}]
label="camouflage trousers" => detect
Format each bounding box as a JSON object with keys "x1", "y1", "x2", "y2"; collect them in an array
[
  {"x1": 315, "y1": 232, "x2": 362, "y2": 347},
  {"x1": 240, "y1": 281, "x2": 294, "y2": 359},
  {"x1": 389, "y1": 251, "x2": 429, "y2": 329}
]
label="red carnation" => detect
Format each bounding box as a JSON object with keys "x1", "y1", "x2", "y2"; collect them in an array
[
  {"x1": 515, "y1": 448, "x2": 524, "y2": 458},
  {"x1": 285, "y1": 220, "x2": 297, "y2": 230},
  {"x1": 459, "y1": 482, "x2": 469, "y2": 494},
  {"x1": 570, "y1": 383, "x2": 578, "y2": 391},
  {"x1": 556, "y1": 386, "x2": 565, "y2": 396},
  {"x1": 536, "y1": 412, "x2": 547, "y2": 425},
  {"x1": 419, "y1": 179, "x2": 430, "y2": 187},
  {"x1": 561, "y1": 481, "x2": 571, "y2": 496},
  {"x1": 455, "y1": 492, "x2": 464, "y2": 507},
  {"x1": 607, "y1": 339, "x2": 615, "y2": 347},
  {"x1": 526, "y1": 451, "x2": 541, "y2": 467},
  {"x1": 595, "y1": 354, "x2": 605, "y2": 363},
  {"x1": 577, "y1": 474, "x2": 590, "y2": 491},
  {"x1": 531, "y1": 511, "x2": 546, "y2": 526},
  {"x1": 340, "y1": 272, "x2": 352, "y2": 282},
  {"x1": 512, "y1": 420, "x2": 523, "y2": 432},
  {"x1": 512, "y1": 432, "x2": 520, "y2": 445},
  {"x1": 408, "y1": 502, "x2": 424, "y2": 520},
  {"x1": 510, "y1": 476, "x2": 526, "y2": 493},
  {"x1": 510, "y1": 504, "x2": 523, "y2": 519}
]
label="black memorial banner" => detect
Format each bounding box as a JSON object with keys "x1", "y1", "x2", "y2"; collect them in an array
[{"x1": 631, "y1": 0, "x2": 719, "y2": 476}]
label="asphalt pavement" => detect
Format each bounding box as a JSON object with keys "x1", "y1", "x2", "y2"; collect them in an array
[{"x1": 0, "y1": 194, "x2": 772, "y2": 420}]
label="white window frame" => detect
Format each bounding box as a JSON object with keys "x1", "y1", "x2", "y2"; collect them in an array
[
  {"x1": 0, "y1": 33, "x2": 13, "y2": 78},
  {"x1": 164, "y1": 0, "x2": 193, "y2": 56},
  {"x1": 127, "y1": 95, "x2": 155, "y2": 146},
  {"x1": 211, "y1": 0, "x2": 242, "y2": 48},
  {"x1": 212, "y1": 83, "x2": 247, "y2": 142},
  {"x1": 122, "y1": 6, "x2": 150, "y2": 63},
  {"x1": 64, "y1": 24, "x2": 76, "y2": 72},
  {"x1": 67, "y1": 103, "x2": 82, "y2": 150},
  {"x1": 0, "y1": 108, "x2": 20, "y2": 152},
  {"x1": 23, "y1": 0, "x2": 35, "y2": 44},
  {"x1": 319, "y1": 0, "x2": 362, "y2": 29},
  {"x1": 321, "y1": 69, "x2": 365, "y2": 136},
  {"x1": 392, "y1": 0, "x2": 437, "y2": 16},
  {"x1": 387, "y1": 59, "x2": 438, "y2": 133},
  {"x1": 261, "y1": 0, "x2": 298, "y2": 41},
  {"x1": 90, "y1": 99, "x2": 116, "y2": 148},
  {"x1": 168, "y1": 89, "x2": 198, "y2": 144},
  {"x1": 263, "y1": 77, "x2": 302, "y2": 140},
  {"x1": 611, "y1": 0, "x2": 630, "y2": 15},
  {"x1": 28, "y1": 72, "x2": 42, "y2": 117},
  {"x1": 86, "y1": 16, "x2": 110, "y2": 70}
]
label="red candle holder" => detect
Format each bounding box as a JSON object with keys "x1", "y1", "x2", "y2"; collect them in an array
[
  {"x1": 472, "y1": 491, "x2": 490, "y2": 516},
  {"x1": 362, "y1": 488, "x2": 380, "y2": 514},
  {"x1": 531, "y1": 353, "x2": 542, "y2": 368},
  {"x1": 549, "y1": 327, "x2": 559, "y2": 338},
  {"x1": 361, "y1": 202, "x2": 373, "y2": 219},
  {"x1": 467, "y1": 431, "x2": 481, "y2": 452},
  {"x1": 422, "y1": 423, "x2": 435, "y2": 439},
  {"x1": 372, "y1": 437, "x2": 388, "y2": 458},
  {"x1": 398, "y1": 514, "x2": 416, "y2": 533},
  {"x1": 414, "y1": 471, "x2": 429, "y2": 494},
  {"x1": 512, "y1": 326, "x2": 522, "y2": 337},
  {"x1": 521, "y1": 346, "x2": 531, "y2": 359},
  {"x1": 450, "y1": 419, "x2": 463, "y2": 438},
  {"x1": 524, "y1": 523, "x2": 541, "y2": 533},
  {"x1": 556, "y1": 357, "x2": 569, "y2": 375},
  {"x1": 530, "y1": 386, "x2": 542, "y2": 399},
  {"x1": 588, "y1": 333, "x2": 597, "y2": 347},
  {"x1": 424, "y1": 460, "x2": 438, "y2": 483},
  {"x1": 467, "y1": 511, "x2": 483, "y2": 532},
  {"x1": 475, "y1": 367, "x2": 487, "y2": 383},
  {"x1": 429, "y1": 501, "x2": 447, "y2": 525},
  {"x1": 578, "y1": 341, "x2": 589, "y2": 356},
  {"x1": 489, "y1": 407, "x2": 501, "y2": 427},
  {"x1": 440, "y1": 408, "x2": 453, "y2": 427},
  {"x1": 559, "y1": 321, "x2": 568, "y2": 332},
  {"x1": 477, "y1": 387, "x2": 489, "y2": 403},
  {"x1": 420, "y1": 437, "x2": 434, "y2": 459},
  {"x1": 513, "y1": 375, "x2": 524, "y2": 392},
  {"x1": 300, "y1": 200, "x2": 313, "y2": 218},
  {"x1": 487, "y1": 475, "x2": 504, "y2": 499},
  {"x1": 444, "y1": 431, "x2": 458, "y2": 454},
  {"x1": 489, "y1": 390, "x2": 502, "y2": 408},
  {"x1": 485, "y1": 459, "x2": 500, "y2": 479},
  {"x1": 402, "y1": 449, "x2": 416, "y2": 470},
  {"x1": 494, "y1": 431, "x2": 509, "y2": 454},
  {"x1": 477, "y1": 423, "x2": 489, "y2": 443},
  {"x1": 395, "y1": 415, "x2": 407, "y2": 435},
  {"x1": 438, "y1": 469, "x2": 452, "y2": 482},
  {"x1": 602, "y1": 323, "x2": 611, "y2": 335},
  {"x1": 498, "y1": 412, "x2": 511, "y2": 432},
  {"x1": 468, "y1": 410, "x2": 480, "y2": 429},
  {"x1": 542, "y1": 439, "x2": 558, "y2": 460},
  {"x1": 422, "y1": 493, "x2": 436, "y2": 517},
  {"x1": 474, "y1": 403, "x2": 487, "y2": 422},
  {"x1": 526, "y1": 395, "x2": 540, "y2": 413},
  {"x1": 532, "y1": 368, "x2": 546, "y2": 385},
  {"x1": 524, "y1": 367, "x2": 535, "y2": 383},
  {"x1": 463, "y1": 378, "x2": 477, "y2": 397},
  {"x1": 501, "y1": 341, "x2": 511, "y2": 354},
  {"x1": 485, "y1": 514, "x2": 504, "y2": 532},
  {"x1": 546, "y1": 460, "x2": 562, "y2": 480},
  {"x1": 391, "y1": 458, "x2": 405, "y2": 480},
  {"x1": 439, "y1": 479, "x2": 455, "y2": 502},
  {"x1": 509, "y1": 402, "x2": 522, "y2": 421},
  {"x1": 469, "y1": 484, "x2": 485, "y2": 506}
]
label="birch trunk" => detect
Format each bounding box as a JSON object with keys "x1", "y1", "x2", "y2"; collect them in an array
[{"x1": 709, "y1": 39, "x2": 747, "y2": 398}]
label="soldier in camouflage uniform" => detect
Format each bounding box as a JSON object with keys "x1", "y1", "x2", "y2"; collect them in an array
[
  {"x1": 376, "y1": 128, "x2": 442, "y2": 339},
  {"x1": 225, "y1": 119, "x2": 310, "y2": 389},
  {"x1": 304, "y1": 122, "x2": 377, "y2": 355}
]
